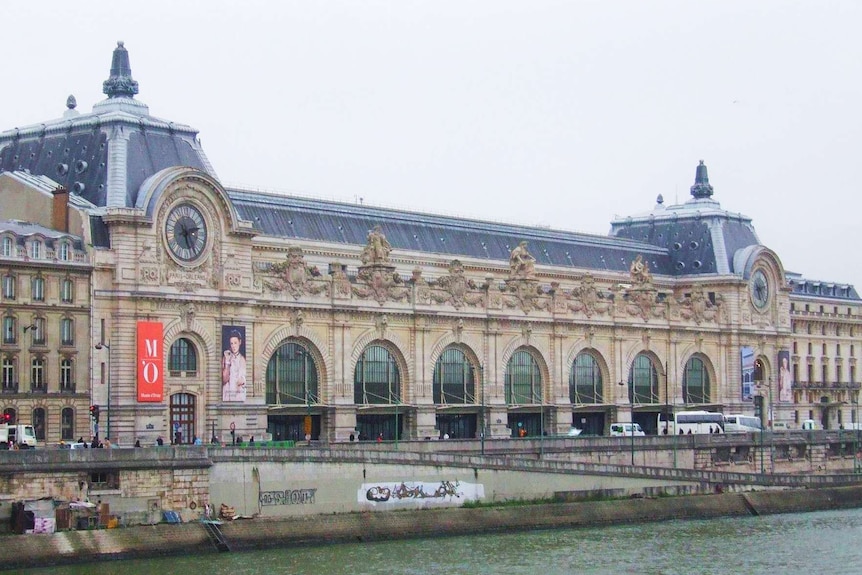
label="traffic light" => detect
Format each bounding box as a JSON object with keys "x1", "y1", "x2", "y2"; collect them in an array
[{"x1": 89, "y1": 405, "x2": 100, "y2": 423}]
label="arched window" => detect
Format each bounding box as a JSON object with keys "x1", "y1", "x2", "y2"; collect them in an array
[
  {"x1": 628, "y1": 354, "x2": 658, "y2": 404},
  {"x1": 60, "y1": 358, "x2": 74, "y2": 392},
  {"x1": 266, "y1": 341, "x2": 319, "y2": 404},
  {"x1": 31, "y1": 357, "x2": 45, "y2": 392},
  {"x1": 32, "y1": 408, "x2": 46, "y2": 440},
  {"x1": 354, "y1": 345, "x2": 400, "y2": 405},
  {"x1": 683, "y1": 357, "x2": 710, "y2": 404},
  {"x1": 505, "y1": 349, "x2": 542, "y2": 405},
  {"x1": 169, "y1": 338, "x2": 198, "y2": 375},
  {"x1": 3, "y1": 407, "x2": 16, "y2": 424},
  {"x1": 60, "y1": 407, "x2": 74, "y2": 441},
  {"x1": 432, "y1": 347, "x2": 476, "y2": 404},
  {"x1": 571, "y1": 352, "x2": 603, "y2": 404}
]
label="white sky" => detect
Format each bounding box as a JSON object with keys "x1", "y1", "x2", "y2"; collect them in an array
[{"x1": 3, "y1": 1, "x2": 861, "y2": 290}]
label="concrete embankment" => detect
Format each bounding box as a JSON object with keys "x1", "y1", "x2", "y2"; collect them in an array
[{"x1": 3, "y1": 486, "x2": 862, "y2": 571}]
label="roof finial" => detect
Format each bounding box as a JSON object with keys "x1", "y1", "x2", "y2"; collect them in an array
[
  {"x1": 102, "y1": 41, "x2": 139, "y2": 99},
  {"x1": 690, "y1": 159, "x2": 714, "y2": 199}
]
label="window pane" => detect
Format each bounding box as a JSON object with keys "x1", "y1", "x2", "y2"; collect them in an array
[
  {"x1": 354, "y1": 345, "x2": 400, "y2": 404},
  {"x1": 505, "y1": 350, "x2": 541, "y2": 405},
  {"x1": 433, "y1": 347, "x2": 475, "y2": 404},
  {"x1": 629, "y1": 354, "x2": 658, "y2": 404},
  {"x1": 266, "y1": 342, "x2": 319, "y2": 405},
  {"x1": 572, "y1": 352, "x2": 603, "y2": 404},
  {"x1": 684, "y1": 357, "x2": 710, "y2": 404}
]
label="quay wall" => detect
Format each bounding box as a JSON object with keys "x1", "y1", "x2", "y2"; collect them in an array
[{"x1": 2, "y1": 486, "x2": 862, "y2": 571}]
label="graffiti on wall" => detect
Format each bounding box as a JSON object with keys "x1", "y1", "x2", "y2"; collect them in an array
[
  {"x1": 358, "y1": 480, "x2": 484, "y2": 507},
  {"x1": 259, "y1": 488, "x2": 317, "y2": 506}
]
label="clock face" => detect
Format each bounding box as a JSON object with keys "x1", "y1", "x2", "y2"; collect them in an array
[
  {"x1": 165, "y1": 203, "x2": 208, "y2": 262},
  {"x1": 750, "y1": 269, "x2": 769, "y2": 310}
]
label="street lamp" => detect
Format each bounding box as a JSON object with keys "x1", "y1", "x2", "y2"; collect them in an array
[{"x1": 94, "y1": 343, "x2": 111, "y2": 440}]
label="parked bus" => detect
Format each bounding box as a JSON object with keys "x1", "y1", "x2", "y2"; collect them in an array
[
  {"x1": 723, "y1": 414, "x2": 762, "y2": 433},
  {"x1": 657, "y1": 411, "x2": 724, "y2": 435}
]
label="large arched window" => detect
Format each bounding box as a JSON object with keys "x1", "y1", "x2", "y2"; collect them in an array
[
  {"x1": 628, "y1": 354, "x2": 659, "y2": 404},
  {"x1": 60, "y1": 407, "x2": 74, "y2": 441},
  {"x1": 683, "y1": 356, "x2": 710, "y2": 404},
  {"x1": 571, "y1": 352, "x2": 603, "y2": 404},
  {"x1": 354, "y1": 345, "x2": 400, "y2": 405},
  {"x1": 169, "y1": 338, "x2": 198, "y2": 375},
  {"x1": 505, "y1": 349, "x2": 542, "y2": 405},
  {"x1": 266, "y1": 341, "x2": 319, "y2": 405},
  {"x1": 433, "y1": 347, "x2": 476, "y2": 404},
  {"x1": 32, "y1": 408, "x2": 46, "y2": 440}
]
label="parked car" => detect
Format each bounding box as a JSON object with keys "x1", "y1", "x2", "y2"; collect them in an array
[{"x1": 609, "y1": 423, "x2": 645, "y2": 437}]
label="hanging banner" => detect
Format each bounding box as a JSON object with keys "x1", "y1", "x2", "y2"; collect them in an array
[{"x1": 137, "y1": 321, "x2": 164, "y2": 402}]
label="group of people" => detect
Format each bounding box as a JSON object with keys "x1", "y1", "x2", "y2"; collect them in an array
[{"x1": 74, "y1": 436, "x2": 108, "y2": 448}]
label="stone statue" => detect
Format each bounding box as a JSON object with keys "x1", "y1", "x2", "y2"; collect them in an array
[
  {"x1": 509, "y1": 241, "x2": 536, "y2": 278},
  {"x1": 630, "y1": 255, "x2": 652, "y2": 285},
  {"x1": 361, "y1": 225, "x2": 392, "y2": 265}
]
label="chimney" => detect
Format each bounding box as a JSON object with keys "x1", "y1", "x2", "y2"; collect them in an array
[{"x1": 52, "y1": 186, "x2": 69, "y2": 233}]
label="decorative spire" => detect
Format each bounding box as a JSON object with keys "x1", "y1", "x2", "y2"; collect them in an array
[
  {"x1": 690, "y1": 159, "x2": 714, "y2": 199},
  {"x1": 102, "y1": 41, "x2": 139, "y2": 99}
]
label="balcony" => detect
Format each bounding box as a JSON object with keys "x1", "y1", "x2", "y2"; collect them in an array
[
  {"x1": 792, "y1": 381, "x2": 860, "y2": 391},
  {"x1": 1, "y1": 382, "x2": 19, "y2": 393}
]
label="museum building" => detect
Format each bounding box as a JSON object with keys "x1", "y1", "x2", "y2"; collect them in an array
[{"x1": 0, "y1": 42, "x2": 859, "y2": 446}]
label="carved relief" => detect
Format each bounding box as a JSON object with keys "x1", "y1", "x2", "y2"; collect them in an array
[
  {"x1": 329, "y1": 262, "x2": 352, "y2": 298},
  {"x1": 140, "y1": 267, "x2": 160, "y2": 284},
  {"x1": 567, "y1": 274, "x2": 610, "y2": 317},
  {"x1": 625, "y1": 285, "x2": 665, "y2": 321},
  {"x1": 430, "y1": 260, "x2": 484, "y2": 309},
  {"x1": 676, "y1": 286, "x2": 719, "y2": 324},
  {"x1": 501, "y1": 279, "x2": 549, "y2": 314},
  {"x1": 353, "y1": 266, "x2": 410, "y2": 305},
  {"x1": 264, "y1": 247, "x2": 328, "y2": 299}
]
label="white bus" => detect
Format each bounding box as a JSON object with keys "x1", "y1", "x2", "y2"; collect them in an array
[
  {"x1": 723, "y1": 414, "x2": 763, "y2": 433},
  {"x1": 657, "y1": 411, "x2": 725, "y2": 435}
]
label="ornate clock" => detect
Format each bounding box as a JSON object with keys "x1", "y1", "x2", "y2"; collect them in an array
[
  {"x1": 165, "y1": 203, "x2": 208, "y2": 262},
  {"x1": 750, "y1": 269, "x2": 769, "y2": 310}
]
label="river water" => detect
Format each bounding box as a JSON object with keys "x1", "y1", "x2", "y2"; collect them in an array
[{"x1": 17, "y1": 508, "x2": 862, "y2": 574}]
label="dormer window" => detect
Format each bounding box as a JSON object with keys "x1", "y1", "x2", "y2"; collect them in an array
[
  {"x1": 58, "y1": 242, "x2": 70, "y2": 261},
  {"x1": 31, "y1": 240, "x2": 42, "y2": 259},
  {"x1": 1, "y1": 237, "x2": 12, "y2": 257}
]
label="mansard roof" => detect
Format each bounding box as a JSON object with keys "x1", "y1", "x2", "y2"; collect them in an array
[
  {"x1": 786, "y1": 271, "x2": 860, "y2": 300},
  {"x1": 228, "y1": 186, "x2": 672, "y2": 275},
  {"x1": 0, "y1": 42, "x2": 216, "y2": 210},
  {"x1": 610, "y1": 161, "x2": 760, "y2": 277}
]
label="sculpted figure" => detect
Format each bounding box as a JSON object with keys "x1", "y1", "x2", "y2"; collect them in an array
[
  {"x1": 509, "y1": 241, "x2": 536, "y2": 278},
  {"x1": 361, "y1": 225, "x2": 392, "y2": 264},
  {"x1": 630, "y1": 255, "x2": 652, "y2": 285}
]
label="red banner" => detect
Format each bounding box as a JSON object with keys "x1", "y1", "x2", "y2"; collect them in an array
[{"x1": 137, "y1": 321, "x2": 164, "y2": 402}]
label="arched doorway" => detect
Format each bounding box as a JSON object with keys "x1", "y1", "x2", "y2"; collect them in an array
[{"x1": 169, "y1": 393, "x2": 195, "y2": 444}]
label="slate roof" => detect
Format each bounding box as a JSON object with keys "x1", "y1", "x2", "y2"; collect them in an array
[
  {"x1": 0, "y1": 42, "x2": 215, "y2": 210},
  {"x1": 227, "y1": 187, "x2": 671, "y2": 275}
]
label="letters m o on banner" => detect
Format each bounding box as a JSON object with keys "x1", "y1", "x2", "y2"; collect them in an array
[{"x1": 137, "y1": 321, "x2": 164, "y2": 402}]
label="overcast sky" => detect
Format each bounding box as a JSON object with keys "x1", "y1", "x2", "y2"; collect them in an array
[{"x1": 3, "y1": 1, "x2": 861, "y2": 290}]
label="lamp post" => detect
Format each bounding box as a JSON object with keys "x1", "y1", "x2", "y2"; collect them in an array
[
  {"x1": 94, "y1": 342, "x2": 111, "y2": 440},
  {"x1": 479, "y1": 364, "x2": 485, "y2": 456}
]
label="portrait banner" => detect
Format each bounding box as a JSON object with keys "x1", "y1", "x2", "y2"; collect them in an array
[
  {"x1": 137, "y1": 321, "x2": 164, "y2": 402},
  {"x1": 741, "y1": 346, "x2": 754, "y2": 402},
  {"x1": 777, "y1": 350, "x2": 792, "y2": 403},
  {"x1": 221, "y1": 325, "x2": 247, "y2": 402}
]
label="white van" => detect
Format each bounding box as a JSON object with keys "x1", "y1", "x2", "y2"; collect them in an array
[
  {"x1": 801, "y1": 419, "x2": 820, "y2": 430},
  {"x1": 610, "y1": 423, "x2": 645, "y2": 437}
]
